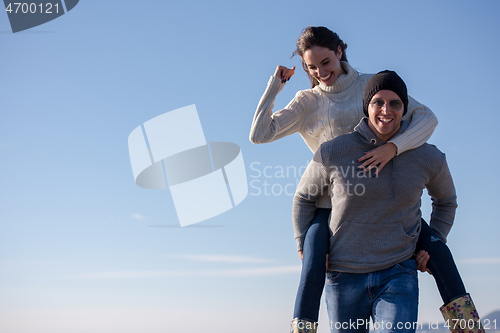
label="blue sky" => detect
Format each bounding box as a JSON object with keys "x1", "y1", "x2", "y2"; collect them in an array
[{"x1": 1, "y1": 1, "x2": 499, "y2": 332}]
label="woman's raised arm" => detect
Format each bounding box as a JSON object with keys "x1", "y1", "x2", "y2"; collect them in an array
[{"x1": 249, "y1": 65, "x2": 312, "y2": 144}]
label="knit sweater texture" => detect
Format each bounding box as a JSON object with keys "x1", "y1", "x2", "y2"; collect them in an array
[
  {"x1": 250, "y1": 62, "x2": 438, "y2": 207},
  {"x1": 292, "y1": 119, "x2": 457, "y2": 274}
]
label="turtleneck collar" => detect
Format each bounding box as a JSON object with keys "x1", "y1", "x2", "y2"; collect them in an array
[
  {"x1": 318, "y1": 61, "x2": 359, "y2": 94},
  {"x1": 354, "y1": 118, "x2": 410, "y2": 147}
]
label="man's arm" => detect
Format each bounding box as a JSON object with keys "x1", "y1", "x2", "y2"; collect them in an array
[
  {"x1": 426, "y1": 157, "x2": 458, "y2": 242},
  {"x1": 292, "y1": 148, "x2": 329, "y2": 251}
]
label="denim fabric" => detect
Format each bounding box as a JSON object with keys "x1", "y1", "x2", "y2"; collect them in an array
[
  {"x1": 293, "y1": 208, "x2": 331, "y2": 322},
  {"x1": 416, "y1": 219, "x2": 466, "y2": 304},
  {"x1": 324, "y1": 259, "x2": 419, "y2": 333}
]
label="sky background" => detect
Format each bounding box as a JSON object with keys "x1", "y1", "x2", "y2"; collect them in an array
[{"x1": 1, "y1": 1, "x2": 499, "y2": 332}]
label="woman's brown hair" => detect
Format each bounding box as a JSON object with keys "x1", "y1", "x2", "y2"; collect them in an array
[{"x1": 293, "y1": 26, "x2": 348, "y2": 88}]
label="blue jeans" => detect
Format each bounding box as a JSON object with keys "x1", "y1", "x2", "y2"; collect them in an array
[
  {"x1": 293, "y1": 208, "x2": 331, "y2": 321},
  {"x1": 324, "y1": 259, "x2": 419, "y2": 333},
  {"x1": 293, "y1": 212, "x2": 465, "y2": 321},
  {"x1": 416, "y1": 220, "x2": 466, "y2": 304}
]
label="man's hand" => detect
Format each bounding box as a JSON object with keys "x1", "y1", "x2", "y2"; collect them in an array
[{"x1": 415, "y1": 250, "x2": 433, "y2": 275}]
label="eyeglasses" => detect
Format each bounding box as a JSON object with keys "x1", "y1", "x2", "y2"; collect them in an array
[{"x1": 369, "y1": 99, "x2": 403, "y2": 112}]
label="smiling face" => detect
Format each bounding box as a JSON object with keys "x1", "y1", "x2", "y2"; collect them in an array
[
  {"x1": 302, "y1": 45, "x2": 345, "y2": 86},
  {"x1": 367, "y1": 90, "x2": 404, "y2": 141}
]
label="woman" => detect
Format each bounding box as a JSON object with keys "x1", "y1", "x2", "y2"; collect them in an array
[{"x1": 249, "y1": 26, "x2": 480, "y2": 333}]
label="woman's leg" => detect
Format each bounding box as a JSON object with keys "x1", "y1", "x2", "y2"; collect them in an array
[
  {"x1": 417, "y1": 220, "x2": 482, "y2": 333},
  {"x1": 416, "y1": 219, "x2": 466, "y2": 304},
  {"x1": 293, "y1": 208, "x2": 331, "y2": 322}
]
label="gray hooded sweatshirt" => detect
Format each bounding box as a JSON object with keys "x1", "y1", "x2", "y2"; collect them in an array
[{"x1": 292, "y1": 118, "x2": 457, "y2": 273}]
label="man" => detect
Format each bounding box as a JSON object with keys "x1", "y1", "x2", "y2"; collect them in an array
[{"x1": 292, "y1": 71, "x2": 457, "y2": 333}]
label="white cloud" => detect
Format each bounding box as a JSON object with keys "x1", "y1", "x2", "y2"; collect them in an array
[
  {"x1": 222, "y1": 265, "x2": 301, "y2": 276},
  {"x1": 131, "y1": 213, "x2": 145, "y2": 221},
  {"x1": 73, "y1": 265, "x2": 301, "y2": 280},
  {"x1": 167, "y1": 254, "x2": 276, "y2": 264},
  {"x1": 457, "y1": 257, "x2": 500, "y2": 264}
]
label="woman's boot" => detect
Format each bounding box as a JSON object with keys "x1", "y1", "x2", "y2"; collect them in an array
[
  {"x1": 290, "y1": 318, "x2": 318, "y2": 333},
  {"x1": 440, "y1": 293, "x2": 484, "y2": 333}
]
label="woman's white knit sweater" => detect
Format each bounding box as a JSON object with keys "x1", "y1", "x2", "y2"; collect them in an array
[{"x1": 249, "y1": 62, "x2": 438, "y2": 207}]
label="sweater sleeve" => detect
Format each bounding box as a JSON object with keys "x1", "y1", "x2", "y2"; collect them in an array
[
  {"x1": 388, "y1": 95, "x2": 438, "y2": 155},
  {"x1": 292, "y1": 148, "x2": 329, "y2": 251},
  {"x1": 249, "y1": 76, "x2": 311, "y2": 144},
  {"x1": 425, "y1": 157, "x2": 458, "y2": 243}
]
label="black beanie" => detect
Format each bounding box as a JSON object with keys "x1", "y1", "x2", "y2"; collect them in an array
[{"x1": 363, "y1": 70, "x2": 408, "y2": 117}]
